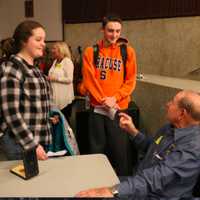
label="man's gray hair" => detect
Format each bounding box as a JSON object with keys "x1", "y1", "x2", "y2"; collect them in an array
[{"x1": 178, "y1": 96, "x2": 200, "y2": 121}]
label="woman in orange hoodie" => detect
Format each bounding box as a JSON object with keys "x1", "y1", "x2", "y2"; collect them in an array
[{"x1": 82, "y1": 14, "x2": 137, "y2": 176}]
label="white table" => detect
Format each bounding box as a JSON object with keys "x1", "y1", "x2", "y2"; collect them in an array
[{"x1": 0, "y1": 154, "x2": 119, "y2": 197}]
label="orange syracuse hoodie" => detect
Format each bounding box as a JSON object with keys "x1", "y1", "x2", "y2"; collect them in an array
[{"x1": 82, "y1": 40, "x2": 137, "y2": 110}]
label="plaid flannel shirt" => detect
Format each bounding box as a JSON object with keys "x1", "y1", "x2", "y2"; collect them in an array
[{"x1": 0, "y1": 55, "x2": 52, "y2": 150}]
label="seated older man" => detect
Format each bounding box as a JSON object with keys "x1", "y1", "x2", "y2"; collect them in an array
[{"x1": 76, "y1": 90, "x2": 200, "y2": 199}]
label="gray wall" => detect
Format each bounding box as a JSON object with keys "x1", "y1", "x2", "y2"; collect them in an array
[
  {"x1": 65, "y1": 16, "x2": 200, "y2": 80},
  {"x1": 133, "y1": 81, "x2": 179, "y2": 134}
]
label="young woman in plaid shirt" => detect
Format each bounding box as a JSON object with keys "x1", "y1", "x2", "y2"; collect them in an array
[{"x1": 0, "y1": 21, "x2": 56, "y2": 160}]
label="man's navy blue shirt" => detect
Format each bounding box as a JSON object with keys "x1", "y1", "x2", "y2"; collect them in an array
[{"x1": 118, "y1": 124, "x2": 200, "y2": 200}]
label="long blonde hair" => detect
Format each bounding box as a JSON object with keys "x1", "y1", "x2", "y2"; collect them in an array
[{"x1": 54, "y1": 41, "x2": 72, "y2": 60}]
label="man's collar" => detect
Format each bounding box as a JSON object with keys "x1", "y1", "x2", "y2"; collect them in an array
[{"x1": 173, "y1": 125, "x2": 200, "y2": 141}]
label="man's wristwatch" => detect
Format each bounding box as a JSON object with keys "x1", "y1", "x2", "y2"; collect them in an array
[{"x1": 109, "y1": 185, "x2": 119, "y2": 197}]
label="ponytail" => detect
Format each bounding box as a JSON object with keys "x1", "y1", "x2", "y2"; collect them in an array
[{"x1": 1, "y1": 37, "x2": 16, "y2": 58}]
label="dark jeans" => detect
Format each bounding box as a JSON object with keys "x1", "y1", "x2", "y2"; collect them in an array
[
  {"x1": 0, "y1": 130, "x2": 23, "y2": 160},
  {"x1": 88, "y1": 111, "x2": 134, "y2": 176}
]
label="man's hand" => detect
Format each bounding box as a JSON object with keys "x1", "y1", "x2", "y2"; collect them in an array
[
  {"x1": 119, "y1": 112, "x2": 139, "y2": 136},
  {"x1": 75, "y1": 187, "x2": 113, "y2": 198},
  {"x1": 102, "y1": 96, "x2": 119, "y2": 109},
  {"x1": 36, "y1": 144, "x2": 48, "y2": 160}
]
